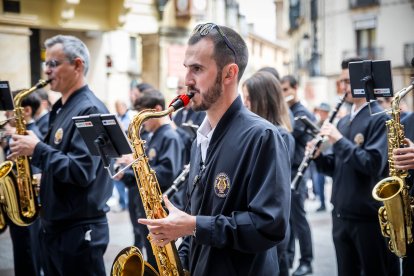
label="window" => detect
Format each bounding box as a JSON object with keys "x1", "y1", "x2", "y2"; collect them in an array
[{"x1": 356, "y1": 28, "x2": 377, "y2": 59}]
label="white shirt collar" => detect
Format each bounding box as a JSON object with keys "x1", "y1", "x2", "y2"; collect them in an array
[
  {"x1": 196, "y1": 117, "x2": 214, "y2": 162},
  {"x1": 350, "y1": 102, "x2": 369, "y2": 121}
]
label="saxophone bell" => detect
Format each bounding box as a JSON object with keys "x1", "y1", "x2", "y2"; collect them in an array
[{"x1": 372, "y1": 176, "x2": 413, "y2": 257}]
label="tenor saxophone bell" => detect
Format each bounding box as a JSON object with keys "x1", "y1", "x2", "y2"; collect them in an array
[
  {"x1": 372, "y1": 176, "x2": 413, "y2": 257},
  {"x1": 372, "y1": 82, "x2": 414, "y2": 258}
]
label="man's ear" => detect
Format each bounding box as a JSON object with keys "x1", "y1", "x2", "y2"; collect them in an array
[
  {"x1": 155, "y1": 104, "x2": 163, "y2": 111},
  {"x1": 73, "y1": 57, "x2": 84, "y2": 73},
  {"x1": 23, "y1": 106, "x2": 32, "y2": 118},
  {"x1": 223, "y1": 63, "x2": 239, "y2": 84}
]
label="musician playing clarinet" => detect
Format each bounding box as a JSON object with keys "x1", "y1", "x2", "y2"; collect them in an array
[{"x1": 307, "y1": 57, "x2": 399, "y2": 276}]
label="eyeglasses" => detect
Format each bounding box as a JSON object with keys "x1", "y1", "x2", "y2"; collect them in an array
[
  {"x1": 43, "y1": 59, "x2": 67, "y2": 69},
  {"x1": 338, "y1": 78, "x2": 350, "y2": 85},
  {"x1": 192, "y1": 23, "x2": 237, "y2": 63}
]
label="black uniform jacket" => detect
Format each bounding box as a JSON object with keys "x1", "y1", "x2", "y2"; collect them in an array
[
  {"x1": 35, "y1": 112, "x2": 50, "y2": 138},
  {"x1": 277, "y1": 126, "x2": 295, "y2": 162},
  {"x1": 178, "y1": 96, "x2": 291, "y2": 276},
  {"x1": 290, "y1": 102, "x2": 316, "y2": 175},
  {"x1": 145, "y1": 123, "x2": 184, "y2": 192},
  {"x1": 314, "y1": 102, "x2": 388, "y2": 220},
  {"x1": 31, "y1": 85, "x2": 112, "y2": 228},
  {"x1": 173, "y1": 108, "x2": 206, "y2": 127}
]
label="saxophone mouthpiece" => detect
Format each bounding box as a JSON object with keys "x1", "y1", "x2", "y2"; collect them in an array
[
  {"x1": 35, "y1": 79, "x2": 52, "y2": 89},
  {"x1": 169, "y1": 93, "x2": 194, "y2": 111}
]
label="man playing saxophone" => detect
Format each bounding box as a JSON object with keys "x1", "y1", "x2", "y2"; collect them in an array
[
  {"x1": 8, "y1": 35, "x2": 112, "y2": 276},
  {"x1": 138, "y1": 23, "x2": 291, "y2": 276}
]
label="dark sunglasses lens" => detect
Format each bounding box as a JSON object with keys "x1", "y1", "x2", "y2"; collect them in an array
[{"x1": 200, "y1": 24, "x2": 214, "y2": 36}]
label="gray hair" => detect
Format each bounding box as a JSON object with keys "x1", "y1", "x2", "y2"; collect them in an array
[{"x1": 44, "y1": 35, "x2": 90, "y2": 76}]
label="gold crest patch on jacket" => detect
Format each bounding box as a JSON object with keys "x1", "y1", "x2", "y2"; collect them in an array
[
  {"x1": 54, "y1": 128, "x2": 63, "y2": 144},
  {"x1": 354, "y1": 133, "x2": 364, "y2": 146},
  {"x1": 148, "y1": 148, "x2": 157, "y2": 161},
  {"x1": 214, "y1": 173, "x2": 230, "y2": 198}
]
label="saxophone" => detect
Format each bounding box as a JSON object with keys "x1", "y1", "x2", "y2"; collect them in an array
[
  {"x1": 111, "y1": 93, "x2": 193, "y2": 276},
  {"x1": 0, "y1": 79, "x2": 51, "y2": 231},
  {"x1": 372, "y1": 82, "x2": 414, "y2": 257}
]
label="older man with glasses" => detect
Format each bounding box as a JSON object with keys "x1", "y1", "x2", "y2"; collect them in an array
[{"x1": 9, "y1": 35, "x2": 112, "y2": 275}]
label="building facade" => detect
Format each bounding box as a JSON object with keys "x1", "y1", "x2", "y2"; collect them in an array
[
  {"x1": 287, "y1": 0, "x2": 414, "y2": 109},
  {"x1": 0, "y1": 0, "x2": 288, "y2": 111}
]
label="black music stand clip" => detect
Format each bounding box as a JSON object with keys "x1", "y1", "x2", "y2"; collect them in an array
[
  {"x1": 349, "y1": 60, "x2": 393, "y2": 116},
  {"x1": 0, "y1": 81, "x2": 14, "y2": 111},
  {"x1": 72, "y1": 114, "x2": 133, "y2": 178}
]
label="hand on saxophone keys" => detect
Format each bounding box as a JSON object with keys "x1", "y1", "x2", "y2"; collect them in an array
[
  {"x1": 7, "y1": 130, "x2": 40, "y2": 160},
  {"x1": 138, "y1": 195, "x2": 196, "y2": 247},
  {"x1": 393, "y1": 138, "x2": 414, "y2": 170}
]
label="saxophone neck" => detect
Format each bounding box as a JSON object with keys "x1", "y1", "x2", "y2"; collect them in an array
[
  {"x1": 128, "y1": 93, "x2": 194, "y2": 141},
  {"x1": 14, "y1": 79, "x2": 51, "y2": 107},
  {"x1": 128, "y1": 107, "x2": 174, "y2": 141}
]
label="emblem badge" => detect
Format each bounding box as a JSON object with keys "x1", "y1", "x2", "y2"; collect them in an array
[
  {"x1": 148, "y1": 148, "x2": 157, "y2": 161},
  {"x1": 54, "y1": 128, "x2": 63, "y2": 144},
  {"x1": 214, "y1": 172, "x2": 230, "y2": 198},
  {"x1": 354, "y1": 133, "x2": 364, "y2": 146}
]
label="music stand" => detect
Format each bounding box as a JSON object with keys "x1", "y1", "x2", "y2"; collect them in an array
[
  {"x1": 72, "y1": 114, "x2": 133, "y2": 177},
  {"x1": 349, "y1": 60, "x2": 393, "y2": 115},
  {"x1": 0, "y1": 81, "x2": 14, "y2": 111}
]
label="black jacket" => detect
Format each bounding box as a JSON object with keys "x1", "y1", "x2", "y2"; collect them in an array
[
  {"x1": 314, "y1": 102, "x2": 389, "y2": 220},
  {"x1": 178, "y1": 96, "x2": 291, "y2": 275},
  {"x1": 32, "y1": 85, "x2": 112, "y2": 228}
]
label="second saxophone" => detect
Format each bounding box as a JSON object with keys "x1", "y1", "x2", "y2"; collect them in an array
[
  {"x1": 372, "y1": 81, "x2": 414, "y2": 258},
  {"x1": 0, "y1": 79, "x2": 51, "y2": 231}
]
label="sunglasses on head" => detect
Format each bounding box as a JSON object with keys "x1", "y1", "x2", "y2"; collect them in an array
[{"x1": 192, "y1": 23, "x2": 237, "y2": 63}]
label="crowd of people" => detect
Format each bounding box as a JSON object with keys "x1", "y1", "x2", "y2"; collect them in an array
[{"x1": 1, "y1": 23, "x2": 414, "y2": 276}]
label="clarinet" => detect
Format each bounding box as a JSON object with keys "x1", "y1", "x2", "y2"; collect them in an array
[
  {"x1": 163, "y1": 164, "x2": 191, "y2": 198},
  {"x1": 291, "y1": 93, "x2": 347, "y2": 191}
]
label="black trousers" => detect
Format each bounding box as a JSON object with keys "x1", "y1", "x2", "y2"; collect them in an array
[
  {"x1": 9, "y1": 218, "x2": 43, "y2": 276},
  {"x1": 403, "y1": 243, "x2": 414, "y2": 276},
  {"x1": 276, "y1": 221, "x2": 291, "y2": 276},
  {"x1": 40, "y1": 221, "x2": 109, "y2": 276},
  {"x1": 287, "y1": 179, "x2": 313, "y2": 266},
  {"x1": 332, "y1": 213, "x2": 400, "y2": 276}
]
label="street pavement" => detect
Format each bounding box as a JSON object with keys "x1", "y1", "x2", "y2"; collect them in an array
[{"x1": 0, "y1": 183, "x2": 337, "y2": 276}]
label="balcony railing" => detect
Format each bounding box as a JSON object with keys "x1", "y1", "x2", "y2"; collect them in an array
[
  {"x1": 342, "y1": 47, "x2": 383, "y2": 60},
  {"x1": 349, "y1": 0, "x2": 379, "y2": 9}
]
